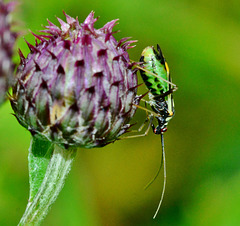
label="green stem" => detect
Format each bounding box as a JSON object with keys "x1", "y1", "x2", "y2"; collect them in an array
[{"x1": 18, "y1": 140, "x2": 77, "y2": 225}]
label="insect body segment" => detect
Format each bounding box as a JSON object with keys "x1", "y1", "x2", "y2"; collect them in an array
[{"x1": 140, "y1": 44, "x2": 175, "y2": 134}]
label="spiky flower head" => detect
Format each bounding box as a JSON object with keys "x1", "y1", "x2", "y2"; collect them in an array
[
  {"x1": 0, "y1": 0, "x2": 17, "y2": 105},
  {"x1": 11, "y1": 12, "x2": 139, "y2": 148}
]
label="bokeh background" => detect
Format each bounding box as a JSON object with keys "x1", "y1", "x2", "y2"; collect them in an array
[{"x1": 1, "y1": 0, "x2": 240, "y2": 225}]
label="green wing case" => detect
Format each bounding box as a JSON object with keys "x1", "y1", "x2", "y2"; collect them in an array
[{"x1": 140, "y1": 45, "x2": 169, "y2": 96}]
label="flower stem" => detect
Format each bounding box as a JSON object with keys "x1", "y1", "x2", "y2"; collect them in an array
[{"x1": 18, "y1": 138, "x2": 77, "y2": 225}]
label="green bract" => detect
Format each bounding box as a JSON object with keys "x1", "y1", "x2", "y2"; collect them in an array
[
  {"x1": 11, "y1": 12, "x2": 139, "y2": 148},
  {"x1": 0, "y1": 0, "x2": 16, "y2": 105}
]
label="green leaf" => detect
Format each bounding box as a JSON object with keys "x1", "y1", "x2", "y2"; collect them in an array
[
  {"x1": 19, "y1": 138, "x2": 77, "y2": 225},
  {"x1": 28, "y1": 136, "x2": 54, "y2": 201}
]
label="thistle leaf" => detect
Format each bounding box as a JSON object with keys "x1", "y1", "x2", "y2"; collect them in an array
[{"x1": 28, "y1": 136, "x2": 54, "y2": 201}]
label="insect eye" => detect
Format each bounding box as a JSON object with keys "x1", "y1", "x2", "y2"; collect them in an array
[{"x1": 161, "y1": 127, "x2": 167, "y2": 133}]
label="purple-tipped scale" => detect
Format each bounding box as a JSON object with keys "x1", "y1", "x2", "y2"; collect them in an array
[
  {"x1": 0, "y1": 0, "x2": 17, "y2": 105},
  {"x1": 11, "y1": 11, "x2": 139, "y2": 148}
]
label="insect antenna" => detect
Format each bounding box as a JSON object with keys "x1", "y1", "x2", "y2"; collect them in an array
[
  {"x1": 144, "y1": 149, "x2": 163, "y2": 190},
  {"x1": 153, "y1": 133, "x2": 166, "y2": 219}
]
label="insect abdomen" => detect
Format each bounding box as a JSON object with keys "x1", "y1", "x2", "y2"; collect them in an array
[
  {"x1": 140, "y1": 46, "x2": 169, "y2": 96},
  {"x1": 140, "y1": 69, "x2": 164, "y2": 96}
]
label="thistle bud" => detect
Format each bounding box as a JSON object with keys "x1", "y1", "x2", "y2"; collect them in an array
[
  {"x1": 0, "y1": 0, "x2": 17, "y2": 105},
  {"x1": 11, "y1": 12, "x2": 138, "y2": 148}
]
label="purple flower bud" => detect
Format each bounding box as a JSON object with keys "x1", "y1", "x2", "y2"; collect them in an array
[
  {"x1": 11, "y1": 12, "x2": 139, "y2": 148},
  {"x1": 0, "y1": 0, "x2": 17, "y2": 105}
]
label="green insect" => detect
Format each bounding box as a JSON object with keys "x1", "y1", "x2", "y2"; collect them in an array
[
  {"x1": 128, "y1": 44, "x2": 177, "y2": 218},
  {"x1": 139, "y1": 44, "x2": 177, "y2": 133}
]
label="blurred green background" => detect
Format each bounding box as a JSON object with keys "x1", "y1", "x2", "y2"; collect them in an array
[{"x1": 1, "y1": 0, "x2": 240, "y2": 225}]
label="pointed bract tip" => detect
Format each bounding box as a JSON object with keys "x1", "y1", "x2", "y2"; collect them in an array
[
  {"x1": 83, "y1": 11, "x2": 98, "y2": 25},
  {"x1": 30, "y1": 30, "x2": 46, "y2": 42},
  {"x1": 57, "y1": 17, "x2": 70, "y2": 33},
  {"x1": 117, "y1": 37, "x2": 132, "y2": 47},
  {"x1": 46, "y1": 18, "x2": 55, "y2": 27},
  {"x1": 101, "y1": 19, "x2": 119, "y2": 33},
  {"x1": 121, "y1": 40, "x2": 138, "y2": 50},
  {"x1": 63, "y1": 11, "x2": 76, "y2": 24},
  {"x1": 18, "y1": 48, "x2": 25, "y2": 59},
  {"x1": 24, "y1": 39, "x2": 40, "y2": 53}
]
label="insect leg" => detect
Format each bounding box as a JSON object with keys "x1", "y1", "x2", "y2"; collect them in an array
[
  {"x1": 121, "y1": 115, "x2": 154, "y2": 139},
  {"x1": 133, "y1": 104, "x2": 159, "y2": 118},
  {"x1": 153, "y1": 88, "x2": 176, "y2": 99},
  {"x1": 133, "y1": 101, "x2": 149, "y2": 133},
  {"x1": 132, "y1": 63, "x2": 178, "y2": 90}
]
